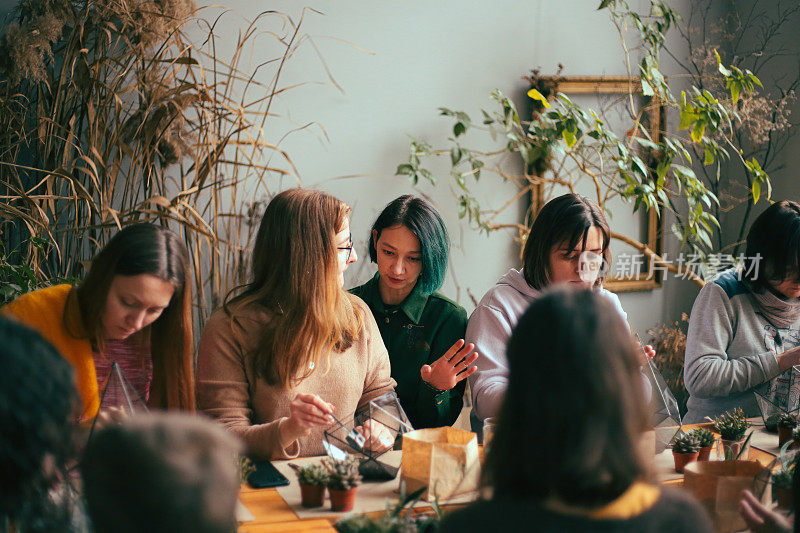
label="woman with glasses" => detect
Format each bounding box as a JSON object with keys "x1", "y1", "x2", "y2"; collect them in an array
[
  {"x1": 350, "y1": 195, "x2": 478, "y2": 429},
  {"x1": 196, "y1": 188, "x2": 396, "y2": 459}
]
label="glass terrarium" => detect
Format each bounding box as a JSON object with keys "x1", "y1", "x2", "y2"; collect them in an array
[
  {"x1": 323, "y1": 391, "x2": 413, "y2": 481},
  {"x1": 642, "y1": 358, "x2": 682, "y2": 453},
  {"x1": 753, "y1": 441, "x2": 798, "y2": 507},
  {"x1": 86, "y1": 361, "x2": 149, "y2": 441},
  {"x1": 754, "y1": 365, "x2": 800, "y2": 431}
]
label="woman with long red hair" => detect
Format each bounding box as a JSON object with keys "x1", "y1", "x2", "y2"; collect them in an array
[{"x1": 196, "y1": 188, "x2": 395, "y2": 459}]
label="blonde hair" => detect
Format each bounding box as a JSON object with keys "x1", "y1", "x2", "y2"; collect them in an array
[{"x1": 226, "y1": 188, "x2": 363, "y2": 388}]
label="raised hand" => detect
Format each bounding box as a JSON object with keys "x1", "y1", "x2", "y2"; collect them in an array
[
  {"x1": 420, "y1": 339, "x2": 479, "y2": 391},
  {"x1": 739, "y1": 489, "x2": 792, "y2": 533}
]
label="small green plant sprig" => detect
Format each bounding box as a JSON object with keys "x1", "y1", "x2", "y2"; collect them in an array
[
  {"x1": 335, "y1": 485, "x2": 440, "y2": 533},
  {"x1": 772, "y1": 467, "x2": 794, "y2": 490},
  {"x1": 779, "y1": 413, "x2": 798, "y2": 429},
  {"x1": 673, "y1": 433, "x2": 701, "y2": 454},
  {"x1": 709, "y1": 408, "x2": 750, "y2": 441},
  {"x1": 324, "y1": 456, "x2": 362, "y2": 491},
  {"x1": 289, "y1": 463, "x2": 329, "y2": 486},
  {"x1": 688, "y1": 428, "x2": 715, "y2": 448},
  {"x1": 238, "y1": 456, "x2": 256, "y2": 484}
]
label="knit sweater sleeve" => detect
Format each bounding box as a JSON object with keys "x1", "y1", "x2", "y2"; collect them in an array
[
  {"x1": 684, "y1": 282, "x2": 781, "y2": 398},
  {"x1": 196, "y1": 310, "x2": 299, "y2": 460}
]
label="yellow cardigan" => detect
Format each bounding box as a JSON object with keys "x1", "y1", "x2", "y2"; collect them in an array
[{"x1": 2, "y1": 284, "x2": 100, "y2": 419}]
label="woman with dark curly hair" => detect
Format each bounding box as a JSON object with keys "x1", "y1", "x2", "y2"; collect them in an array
[
  {"x1": 3, "y1": 223, "x2": 195, "y2": 422},
  {"x1": 0, "y1": 316, "x2": 79, "y2": 532}
]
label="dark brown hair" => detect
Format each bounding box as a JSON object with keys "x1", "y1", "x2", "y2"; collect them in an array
[
  {"x1": 522, "y1": 193, "x2": 611, "y2": 290},
  {"x1": 483, "y1": 288, "x2": 648, "y2": 506},
  {"x1": 81, "y1": 413, "x2": 241, "y2": 533},
  {"x1": 69, "y1": 223, "x2": 194, "y2": 411},
  {"x1": 226, "y1": 188, "x2": 363, "y2": 388},
  {"x1": 744, "y1": 200, "x2": 800, "y2": 291}
]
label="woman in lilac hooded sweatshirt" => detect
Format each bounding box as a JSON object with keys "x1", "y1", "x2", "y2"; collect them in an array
[{"x1": 467, "y1": 193, "x2": 645, "y2": 424}]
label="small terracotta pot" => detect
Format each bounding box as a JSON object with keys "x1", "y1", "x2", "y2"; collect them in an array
[
  {"x1": 673, "y1": 451, "x2": 700, "y2": 473},
  {"x1": 299, "y1": 483, "x2": 325, "y2": 508},
  {"x1": 698, "y1": 446, "x2": 712, "y2": 461},
  {"x1": 778, "y1": 425, "x2": 795, "y2": 446},
  {"x1": 776, "y1": 487, "x2": 794, "y2": 509},
  {"x1": 329, "y1": 487, "x2": 358, "y2": 512}
]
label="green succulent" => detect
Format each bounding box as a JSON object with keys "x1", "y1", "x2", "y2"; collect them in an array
[
  {"x1": 709, "y1": 408, "x2": 750, "y2": 441},
  {"x1": 688, "y1": 428, "x2": 715, "y2": 448},
  {"x1": 779, "y1": 413, "x2": 798, "y2": 429},
  {"x1": 773, "y1": 467, "x2": 794, "y2": 490},
  {"x1": 290, "y1": 463, "x2": 329, "y2": 486},
  {"x1": 324, "y1": 456, "x2": 362, "y2": 490},
  {"x1": 673, "y1": 433, "x2": 701, "y2": 454}
]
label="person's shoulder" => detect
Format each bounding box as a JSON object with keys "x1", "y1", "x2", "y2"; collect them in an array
[
  {"x1": 643, "y1": 487, "x2": 713, "y2": 530},
  {"x1": 427, "y1": 292, "x2": 467, "y2": 317},
  {"x1": 439, "y1": 499, "x2": 506, "y2": 531},
  {"x1": 709, "y1": 268, "x2": 748, "y2": 300},
  {"x1": 3, "y1": 284, "x2": 72, "y2": 317}
]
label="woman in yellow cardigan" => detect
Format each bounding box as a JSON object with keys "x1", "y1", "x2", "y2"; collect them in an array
[{"x1": 3, "y1": 224, "x2": 194, "y2": 420}]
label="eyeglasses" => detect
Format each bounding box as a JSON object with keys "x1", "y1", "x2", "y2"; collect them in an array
[{"x1": 338, "y1": 242, "x2": 354, "y2": 262}]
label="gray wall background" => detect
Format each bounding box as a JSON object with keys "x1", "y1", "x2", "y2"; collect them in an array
[{"x1": 1, "y1": 0, "x2": 795, "y2": 340}]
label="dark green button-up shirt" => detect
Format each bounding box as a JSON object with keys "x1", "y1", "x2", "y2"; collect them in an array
[{"x1": 350, "y1": 273, "x2": 468, "y2": 429}]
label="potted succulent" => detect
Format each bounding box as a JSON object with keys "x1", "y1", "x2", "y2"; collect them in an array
[
  {"x1": 709, "y1": 408, "x2": 751, "y2": 459},
  {"x1": 290, "y1": 463, "x2": 329, "y2": 508},
  {"x1": 324, "y1": 456, "x2": 362, "y2": 512},
  {"x1": 778, "y1": 414, "x2": 797, "y2": 446},
  {"x1": 772, "y1": 466, "x2": 795, "y2": 509},
  {"x1": 688, "y1": 428, "x2": 715, "y2": 461},
  {"x1": 792, "y1": 426, "x2": 800, "y2": 449},
  {"x1": 672, "y1": 433, "x2": 701, "y2": 473}
]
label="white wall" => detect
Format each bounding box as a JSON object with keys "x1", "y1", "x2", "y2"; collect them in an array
[
  {"x1": 0, "y1": 0, "x2": 714, "y2": 337},
  {"x1": 185, "y1": 0, "x2": 708, "y2": 338}
]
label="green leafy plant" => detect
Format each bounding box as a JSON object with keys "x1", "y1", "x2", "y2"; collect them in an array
[
  {"x1": 709, "y1": 408, "x2": 750, "y2": 441},
  {"x1": 290, "y1": 463, "x2": 329, "y2": 487},
  {"x1": 238, "y1": 456, "x2": 256, "y2": 485},
  {"x1": 396, "y1": 0, "x2": 779, "y2": 286},
  {"x1": 672, "y1": 433, "x2": 700, "y2": 454},
  {"x1": 324, "y1": 456, "x2": 362, "y2": 491},
  {"x1": 335, "y1": 485, "x2": 440, "y2": 533},
  {"x1": 688, "y1": 428, "x2": 715, "y2": 448},
  {"x1": 772, "y1": 467, "x2": 794, "y2": 491}
]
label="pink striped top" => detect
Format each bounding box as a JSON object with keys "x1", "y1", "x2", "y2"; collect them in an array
[{"x1": 94, "y1": 338, "x2": 152, "y2": 408}]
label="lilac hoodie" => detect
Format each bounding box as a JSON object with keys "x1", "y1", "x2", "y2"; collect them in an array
[{"x1": 466, "y1": 268, "x2": 628, "y2": 421}]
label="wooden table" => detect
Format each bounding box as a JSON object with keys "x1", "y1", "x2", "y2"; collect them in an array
[{"x1": 237, "y1": 422, "x2": 781, "y2": 532}]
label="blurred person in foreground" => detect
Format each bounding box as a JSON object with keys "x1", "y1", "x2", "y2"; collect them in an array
[
  {"x1": 80, "y1": 412, "x2": 242, "y2": 533},
  {"x1": 442, "y1": 288, "x2": 712, "y2": 532},
  {"x1": 0, "y1": 316, "x2": 79, "y2": 532}
]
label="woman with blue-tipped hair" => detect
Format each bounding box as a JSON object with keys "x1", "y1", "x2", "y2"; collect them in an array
[{"x1": 350, "y1": 195, "x2": 478, "y2": 429}]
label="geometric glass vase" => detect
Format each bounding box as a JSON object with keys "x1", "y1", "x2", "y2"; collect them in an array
[
  {"x1": 642, "y1": 358, "x2": 682, "y2": 453},
  {"x1": 754, "y1": 365, "x2": 800, "y2": 431},
  {"x1": 752, "y1": 440, "x2": 798, "y2": 501},
  {"x1": 87, "y1": 361, "x2": 149, "y2": 442},
  {"x1": 323, "y1": 391, "x2": 413, "y2": 481}
]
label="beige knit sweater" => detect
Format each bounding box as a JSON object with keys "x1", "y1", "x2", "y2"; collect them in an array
[{"x1": 196, "y1": 297, "x2": 396, "y2": 460}]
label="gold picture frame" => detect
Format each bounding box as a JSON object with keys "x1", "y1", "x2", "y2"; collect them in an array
[{"x1": 529, "y1": 75, "x2": 664, "y2": 292}]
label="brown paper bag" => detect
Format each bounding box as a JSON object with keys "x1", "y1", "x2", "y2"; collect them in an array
[
  {"x1": 683, "y1": 460, "x2": 764, "y2": 532},
  {"x1": 400, "y1": 427, "x2": 480, "y2": 502}
]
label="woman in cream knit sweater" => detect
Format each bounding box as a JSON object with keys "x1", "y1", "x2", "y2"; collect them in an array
[{"x1": 196, "y1": 188, "x2": 396, "y2": 459}]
